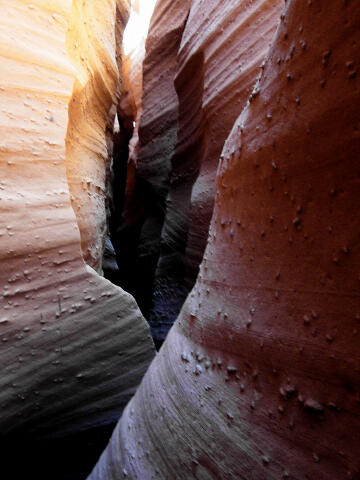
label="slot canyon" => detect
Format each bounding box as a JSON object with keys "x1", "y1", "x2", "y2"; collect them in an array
[{"x1": 0, "y1": 0, "x2": 359, "y2": 479}]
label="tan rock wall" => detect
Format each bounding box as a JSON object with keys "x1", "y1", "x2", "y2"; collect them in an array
[
  {"x1": 0, "y1": 0, "x2": 154, "y2": 439},
  {"x1": 66, "y1": 0, "x2": 130, "y2": 271}
]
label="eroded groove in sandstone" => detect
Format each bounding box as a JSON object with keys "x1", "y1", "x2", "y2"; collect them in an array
[
  {"x1": 113, "y1": 0, "x2": 192, "y2": 325},
  {"x1": 0, "y1": 0, "x2": 154, "y2": 464},
  {"x1": 89, "y1": 0, "x2": 360, "y2": 478},
  {"x1": 103, "y1": 52, "x2": 139, "y2": 286},
  {"x1": 150, "y1": 0, "x2": 283, "y2": 344},
  {"x1": 66, "y1": 0, "x2": 129, "y2": 272},
  {"x1": 149, "y1": 49, "x2": 206, "y2": 342},
  {"x1": 107, "y1": 41, "x2": 145, "y2": 290}
]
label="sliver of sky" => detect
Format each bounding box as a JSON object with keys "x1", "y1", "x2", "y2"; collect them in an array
[{"x1": 123, "y1": 0, "x2": 157, "y2": 55}]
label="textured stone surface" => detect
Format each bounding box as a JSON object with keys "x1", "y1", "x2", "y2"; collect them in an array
[
  {"x1": 66, "y1": 0, "x2": 130, "y2": 272},
  {"x1": 114, "y1": 0, "x2": 192, "y2": 322},
  {"x1": 0, "y1": 0, "x2": 154, "y2": 442},
  {"x1": 150, "y1": 0, "x2": 283, "y2": 343},
  {"x1": 89, "y1": 0, "x2": 360, "y2": 478}
]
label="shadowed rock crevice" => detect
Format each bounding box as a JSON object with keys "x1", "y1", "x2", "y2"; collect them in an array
[
  {"x1": 0, "y1": 425, "x2": 115, "y2": 480},
  {"x1": 103, "y1": 114, "x2": 134, "y2": 286},
  {"x1": 149, "y1": 50, "x2": 206, "y2": 345},
  {"x1": 109, "y1": 1, "x2": 192, "y2": 333},
  {"x1": 112, "y1": 0, "x2": 283, "y2": 350}
]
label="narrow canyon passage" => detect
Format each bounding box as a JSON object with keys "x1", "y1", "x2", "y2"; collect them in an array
[{"x1": 0, "y1": 0, "x2": 359, "y2": 480}]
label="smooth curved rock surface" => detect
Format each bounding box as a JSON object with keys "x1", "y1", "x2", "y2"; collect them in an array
[
  {"x1": 150, "y1": 0, "x2": 283, "y2": 343},
  {"x1": 0, "y1": 0, "x2": 154, "y2": 440},
  {"x1": 89, "y1": 0, "x2": 360, "y2": 478},
  {"x1": 66, "y1": 0, "x2": 130, "y2": 272}
]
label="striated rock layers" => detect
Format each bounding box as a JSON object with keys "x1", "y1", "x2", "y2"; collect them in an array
[
  {"x1": 119, "y1": 0, "x2": 283, "y2": 343},
  {"x1": 0, "y1": 0, "x2": 154, "y2": 450},
  {"x1": 89, "y1": 0, "x2": 360, "y2": 478},
  {"x1": 114, "y1": 0, "x2": 192, "y2": 323},
  {"x1": 66, "y1": 0, "x2": 130, "y2": 272}
]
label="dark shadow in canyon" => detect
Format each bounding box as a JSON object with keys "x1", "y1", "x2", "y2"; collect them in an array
[
  {"x1": 148, "y1": 50, "x2": 205, "y2": 347},
  {"x1": 0, "y1": 424, "x2": 116, "y2": 480},
  {"x1": 104, "y1": 51, "x2": 206, "y2": 351}
]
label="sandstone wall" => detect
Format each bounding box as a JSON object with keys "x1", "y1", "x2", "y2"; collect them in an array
[
  {"x1": 89, "y1": 0, "x2": 360, "y2": 478},
  {"x1": 114, "y1": 0, "x2": 192, "y2": 324},
  {"x1": 66, "y1": 0, "x2": 130, "y2": 272},
  {"x1": 150, "y1": 0, "x2": 283, "y2": 342},
  {"x1": 0, "y1": 0, "x2": 154, "y2": 441}
]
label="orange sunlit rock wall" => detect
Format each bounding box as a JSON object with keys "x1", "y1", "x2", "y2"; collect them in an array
[
  {"x1": 66, "y1": 0, "x2": 130, "y2": 272},
  {"x1": 0, "y1": 0, "x2": 154, "y2": 439},
  {"x1": 89, "y1": 0, "x2": 360, "y2": 478}
]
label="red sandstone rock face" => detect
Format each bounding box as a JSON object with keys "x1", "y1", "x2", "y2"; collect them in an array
[
  {"x1": 115, "y1": 0, "x2": 192, "y2": 318},
  {"x1": 149, "y1": 0, "x2": 283, "y2": 340},
  {"x1": 89, "y1": 0, "x2": 360, "y2": 478},
  {"x1": 0, "y1": 0, "x2": 154, "y2": 440}
]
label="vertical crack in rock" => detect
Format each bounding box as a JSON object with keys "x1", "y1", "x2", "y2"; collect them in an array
[
  {"x1": 103, "y1": 1, "x2": 138, "y2": 286},
  {"x1": 111, "y1": 0, "x2": 192, "y2": 334},
  {"x1": 103, "y1": 50, "x2": 137, "y2": 286},
  {"x1": 150, "y1": 50, "x2": 205, "y2": 345}
]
